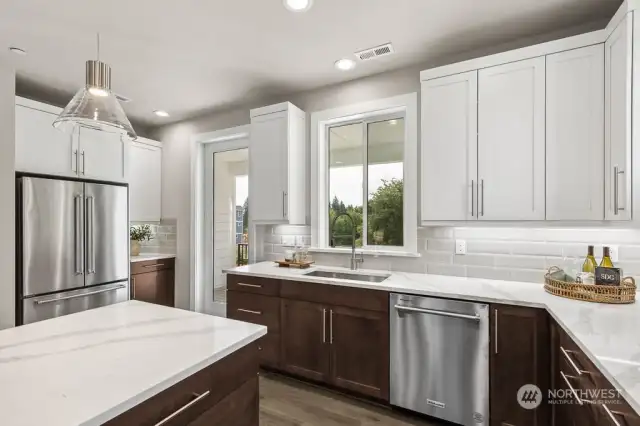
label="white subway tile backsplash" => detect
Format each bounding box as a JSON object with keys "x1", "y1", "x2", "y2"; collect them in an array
[
  {"x1": 426, "y1": 239, "x2": 455, "y2": 252},
  {"x1": 260, "y1": 225, "x2": 640, "y2": 284}
]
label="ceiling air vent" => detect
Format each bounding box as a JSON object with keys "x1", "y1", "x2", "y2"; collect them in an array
[{"x1": 354, "y1": 43, "x2": 395, "y2": 62}]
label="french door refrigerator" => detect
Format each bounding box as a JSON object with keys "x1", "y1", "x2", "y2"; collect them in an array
[{"x1": 17, "y1": 176, "x2": 129, "y2": 325}]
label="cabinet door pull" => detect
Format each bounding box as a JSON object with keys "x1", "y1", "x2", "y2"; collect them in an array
[
  {"x1": 330, "y1": 309, "x2": 334, "y2": 344},
  {"x1": 237, "y1": 308, "x2": 262, "y2": 315},
  {"x1": 560, "y1": 346, "x2": 588, "y2": 376},
  {"x1": 480, "y1": 179, "x2": 485, "y2": 216},
  {"x1": 143, "y1": 263, "x2": 165, "y2": 268},
  {"x1": 322, "y1": 308, "x2": 326, "y2": 343},
  {"x1": 494, "y1": 308, "x2": 498, "y2": 354},
  {"x1": 132, "y1": 277, "x2": 136, "y2": 299},
  {"x1": 560, "y1": 372, "x2": 586, "y2": 405},
  {"x1": 238, "y1": 283, "x2": 262, "y2": 288},
  {"x1": 282, "y1": 191, "x2": 287, "y2": 218},
  {"x1": 614, "y1": 166, "x2": 625, "y2": 214},
  {"x1": 471, "y1": 180, "x2": 475, "y2": 217},
  {"x1": 154, "y1": 390, "x2": 210, "y2": 426},
  {"x1": 602, "y1": 404, "x2": 623, "y2": 426},
  {"x1": 81, "y1": 150, "x2": 86, "y2": 175},
  {"x1": 73, "y1": 150, "x2": 79, "y2": 173}
]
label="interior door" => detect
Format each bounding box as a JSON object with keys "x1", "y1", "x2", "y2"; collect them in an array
[
  {"x1": 605, "y1": 13, "x2": 633, "y2": 220},
  {"x1": 21, "y1": 177, "x2": 85, "y2": 296},
  {"x1": 478, "y1": 57, "x2": 546, "y2": 220},
  {"x1": 421, "y1": 71, "x2": 478, "y2": 221},
  {"x1": 78, "y1": 126, "x2": 128, "y2": 182},
  {"x1": 546, "y1": 44, "x2": 604, "y2": 220},
  {"x1": 249, "y1": 112, "x2": 288, "y2": 222},
  {"x1": 280, "y1": 299, "x2": 330, "y2": 382},
  {"x1": 84, "y1": 183, "x2": 129, "y2": 287},
  {"x1": 15, "y1": 105, "x2": 78, "y2": 177}
]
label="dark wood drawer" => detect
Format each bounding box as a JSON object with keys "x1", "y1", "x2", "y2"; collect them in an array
[
  {"x1": 131, "y1": 257, "x2": 175, "y2": 275},
  {"x1": 227, "y1": 292, "x2": 280, "y2": 333},
  {"x1": 280, "y1": 280, "x2": 388, "y2": 312},
  {"x1": 257, "y1": 333, "x2": 280, "y2": 368},
  {"x1": 105, "y1": 342, "x2": 258, "y2": 426},
  {"x1": 188, "y1": 377, "x2": 259, "y2": 426},
  {"x1": 227, "y1": 274, "x2": 280, "y2": 296}
]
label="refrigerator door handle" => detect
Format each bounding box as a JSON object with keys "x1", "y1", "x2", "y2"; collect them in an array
[
  {"x1": 86, "y1": 195, "x2": 95, "y2": 274},
  {"x1": 74, "y1": 195, "x2": 84, "y2": 275}
]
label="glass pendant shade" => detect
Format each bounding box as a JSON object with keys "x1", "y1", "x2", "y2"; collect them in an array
[{"x1": 53, "y1": 60, "x2": 137, "y2": 140}]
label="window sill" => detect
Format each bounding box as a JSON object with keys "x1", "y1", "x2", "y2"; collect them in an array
[{"x1": 308, "y1": 247, "x2": 421, "y2": 258}]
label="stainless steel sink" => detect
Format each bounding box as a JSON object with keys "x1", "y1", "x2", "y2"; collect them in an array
[{"x1": 304, "y1": 270, "x2": 390, "y2": 283}]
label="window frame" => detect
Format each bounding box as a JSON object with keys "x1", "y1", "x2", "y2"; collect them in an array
[{"x1": 310, "y1": 93, "x2": 418, "y2": 256}]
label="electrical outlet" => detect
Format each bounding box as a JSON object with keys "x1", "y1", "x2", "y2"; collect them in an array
[
  {"x1": 455, "y1": 240, "x2": 466, "y2": 255},
  {"x1": 609, "y1": 245, "x2": 619, "y2": 262}
]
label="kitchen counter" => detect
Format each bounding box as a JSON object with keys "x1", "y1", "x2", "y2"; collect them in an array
[
  {"x1": 226, "y1": 261, "x2": 640, "y2": 414},
  {"x1": 0, "y1": 300, "x2": 266, "y2": 426},
  {"x1": 130, "y1": 253, "x2": 176, "y2": 263}
]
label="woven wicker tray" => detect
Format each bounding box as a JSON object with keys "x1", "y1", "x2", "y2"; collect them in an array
[{"x1": 544, "y1": 266, "x2": 636, "y2": 304}]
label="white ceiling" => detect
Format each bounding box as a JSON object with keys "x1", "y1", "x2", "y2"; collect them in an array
[{"x1": 0, "y1": 0, "x2": 621, "y2": 127}]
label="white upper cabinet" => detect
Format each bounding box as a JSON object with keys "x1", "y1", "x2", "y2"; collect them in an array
[
  {"x1": 605, "y1": 12, "x2": 633, "y2": 221},
  {"x1": 14, "y1": 97, "x2": 129, "y2": 183},
  {"x1": 477, "y1": 57, "x2": 546, "y2": 221},
  {"x1": 15, "y1": 98, "x2": 78, "y2": 177},
  {"x1": 129, "y1": 138, "x2": 162, "y2": 222},
  {"x1": 421, "y1": 71, "x2": 478, "y2": 221},
  {"x1": 546, "y1": 44, "x2": 605, "y2": 220},
  {"x1": 249, "y1": 102, "x2": 306, "y2": 225},
  {"x1": 78, "y1": 126, "x2": 128, "y2": 182}
]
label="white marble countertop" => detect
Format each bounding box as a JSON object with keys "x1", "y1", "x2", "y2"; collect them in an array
[
  {"x1": 0, "y1": 301, "x2": 266, "y2": 426},
  {"x1": 226, "y1": 261, "x2": 640, "y2": 414},
  {"x1": 130, "y1": 253, "x2": 176, "y2": 263}
]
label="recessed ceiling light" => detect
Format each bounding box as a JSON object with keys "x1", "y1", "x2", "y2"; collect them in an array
[
  {"x1": 389, "y1": 119, "x2": 397, "y2": 125},
  {"x1": 283, "y1": 0, "x2": 313, "y2": 12},
  {"x1": 334, "y1": 59, "x2": 356, "y2": 71},
  {"x1": 153, "y1": 110, "x2": 170, "y2": 117},
  {"x1": 9, "y1": 47, "x2": 26, "y2": 55}
]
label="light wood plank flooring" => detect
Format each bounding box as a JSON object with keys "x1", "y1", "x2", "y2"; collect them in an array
[{"x1": 259, "y1": 373, "x2": 442, "y2": 426}]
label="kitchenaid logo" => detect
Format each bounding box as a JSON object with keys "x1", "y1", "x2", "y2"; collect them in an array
[{"x1": 517, "y1": 384, "x2": 623, "y2": 409}]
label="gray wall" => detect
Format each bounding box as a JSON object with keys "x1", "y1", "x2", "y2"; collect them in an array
[
  {"x1": 0, "y1": 62, "x2": 15, "y2": 329},
  {"x1": 151, "y1": 21, "x2": 605, "y2": 310}
]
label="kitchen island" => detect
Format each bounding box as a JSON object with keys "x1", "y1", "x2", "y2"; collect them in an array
[{"x1": 0, "y1": 300, "x2": 266, "y2": 426}]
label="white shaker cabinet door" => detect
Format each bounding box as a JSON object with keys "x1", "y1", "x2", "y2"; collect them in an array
[
  {"x1": 129, "y1": 140, "x2": 162, "y2": 222},
  {"x1": 546, "y1": 44, "x2": 604, "y2": 220},
  {"x1": 605, "y1": 13, "x2": 633, "y2": 221},
  {"x1": 478, "y1": 57, "x2": 546, "y2": 220},
  {"x1": 78, "y1": 126, "x2": 128, "y2": 183},
  {"x1": 249, "y1": 112, "x2": 288, "y2": 223},
  {"x1": 421, "y1": 71, "x2": 478, "y2": 221},
  {"x1": 15, "y1": 105, "x2": 78, "y2": 177}
]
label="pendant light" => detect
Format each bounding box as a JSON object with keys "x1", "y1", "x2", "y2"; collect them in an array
[{"x1": 54, "y1": 34, "x2": 137, "y2": 140}]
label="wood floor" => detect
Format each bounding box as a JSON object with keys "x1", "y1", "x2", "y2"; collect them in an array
[{"x1": 259, "y1": 373, "x2": 442, "y2": 426}]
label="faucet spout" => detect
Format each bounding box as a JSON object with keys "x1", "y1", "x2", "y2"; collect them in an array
[{"x1": 330, "y1": 212, "x2": 364, "y2": 271}]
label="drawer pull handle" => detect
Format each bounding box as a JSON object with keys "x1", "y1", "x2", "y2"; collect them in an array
[
  {"x1": 602, "y1": 404, "x2": 623, "y2": 426},
  {"x1": 154, "y1": 390, "x2": 210, "y2": 426},
  {"x1": 143, "y1": 263, "x2": 165, "y2": 268},
  {"x1": 238, "y1": 283, "x2": 262, "y2": 288},
  {"x1": 560, "y1": 372, "x2": 592, "y2": 405},
  {"x1": 237, "y1": 308, "x2": 262, "y2": 315},
  {"x1": 561, "y1": 346, "x2": 588, "y2": 376}
]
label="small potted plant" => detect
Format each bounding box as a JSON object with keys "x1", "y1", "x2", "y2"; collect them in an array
[{"x1": 130, "y1": 225, "x2": 153, "y2": 256}]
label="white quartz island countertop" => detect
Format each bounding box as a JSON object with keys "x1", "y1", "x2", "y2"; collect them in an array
[
  {"x1": 0, "y1": 301, "x2": 266, "y2": 426},
  {"x1": 226, "y1": 261, "x2": 640, "y2": 414}
]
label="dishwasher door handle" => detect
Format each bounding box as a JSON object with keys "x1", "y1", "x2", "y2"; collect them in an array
[{"x1": 394, "y1": 304, "x2": 481, "y2": 322}]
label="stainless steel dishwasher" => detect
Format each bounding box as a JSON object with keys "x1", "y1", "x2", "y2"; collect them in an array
[{"x1": 390, "y1": 293, "x2": 489, "y2": 426}]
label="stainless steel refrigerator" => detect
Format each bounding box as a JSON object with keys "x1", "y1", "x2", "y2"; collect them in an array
[{"x1": 16, "y1": 176, "x2": 129, "y2": 325}]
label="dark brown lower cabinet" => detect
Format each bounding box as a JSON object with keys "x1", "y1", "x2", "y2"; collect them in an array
[
  {"x1": 130, "y1": 258, "x2": 175, "y2": 307},
  {"x1": 330, "y1": 305, "x2": 389, "y2": 400},
  {"x1": 490, "y1": 304, "x2": 550, "y2": 426},
  {"x1": 280, "y1": 299, "x2": 331, "y2": 383},
  {"x1": 279, "y1": 295, "x2": 390, "y2": 400},
  {"x1": 105, "y1": 342, "x2": 259, "y2": 426}
]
